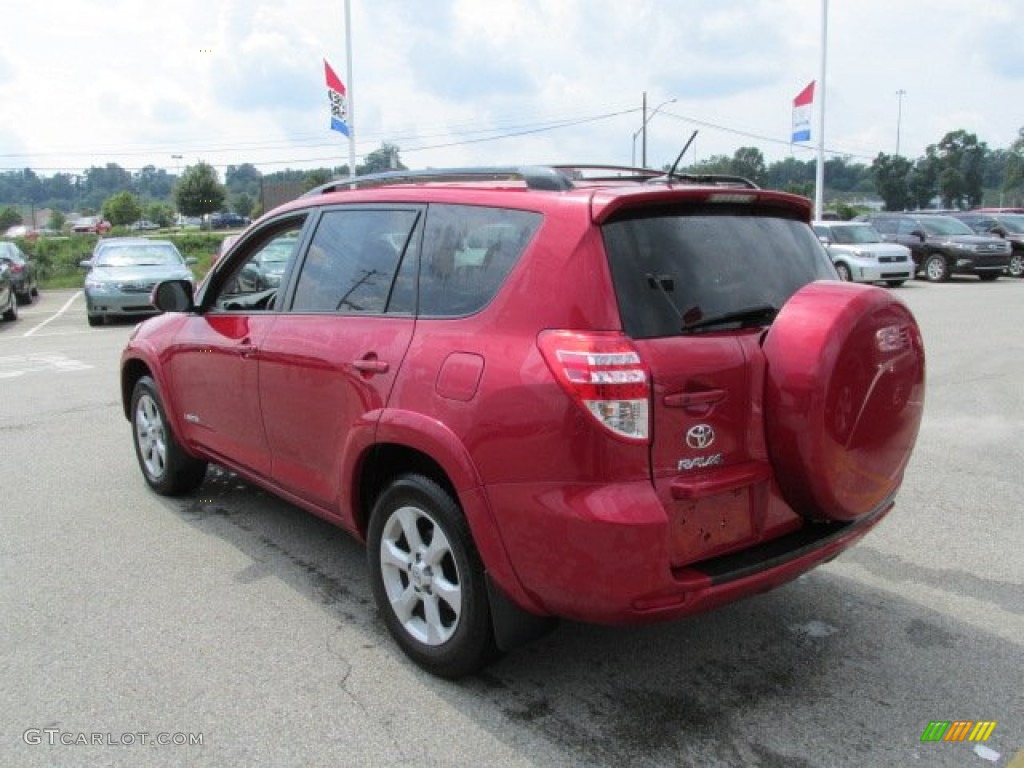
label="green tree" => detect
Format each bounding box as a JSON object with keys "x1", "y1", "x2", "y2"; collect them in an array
[
  {"x1": 930, "y1": 130, "x2": 987, "y2": 209},
  {"x1": 907, "y1": 153, "x2": 939, "y2": 209},
  {"x1": 0, "y1": 206, "x2": 23, "y2": 230},
  {"x1": 48, "y1": 210, "x2": 66, "y2": 231},
  {"x1": 133, "y1": 165, "x2": 175, "y2": 201},
  {"x1": 225, "y1": 163, "x2": 262, "y2": 200},
  {"x1": 103, "y1": 191, "x2": 143, "y2": 226},
  {"x1": 870, "y1": 153, "x2": 913, "y2": 211},
  {"x1": 685, "y1": 154, "x2": 732, "y2": 175},
  {"x1": 231, "y1": 193, "x2": 254, "y2": 217},
  {"x1": 1002, "y1": 126, "x2": 1024, "y2": 203},
  {"x1": 302, "y1": 169, "x2": 331, "y2": 192},
  {"x1": 145, "y1": 203, "x2": 175, "y2": 228},
  {"x1": 175, "y1": 162, "x2": 226, "y2": 221},
  {"x1": 730, "y1": 146, "x2": 767, "y2": 185},
  {"x1": 358, "y1": 143, "x2": 406, "y2": 175}
]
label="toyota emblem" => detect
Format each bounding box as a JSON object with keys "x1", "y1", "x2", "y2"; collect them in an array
[{"x1": 685, "y1": 424, "x2": 715, "y2": 450}]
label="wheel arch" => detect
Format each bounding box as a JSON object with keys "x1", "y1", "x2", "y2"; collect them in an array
[{"x1": 349, "y1": 412, "x2": 543, "y2": 617}]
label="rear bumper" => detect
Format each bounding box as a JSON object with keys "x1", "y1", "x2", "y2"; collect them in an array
[{"x1": 485, "y1": 479, "x2": 892, "y2": 624}]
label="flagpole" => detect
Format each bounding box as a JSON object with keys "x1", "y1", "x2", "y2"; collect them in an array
[
  {"x1": 814, "y1": 0, "x2": 828, "y2": 220},
  {"x1": 345, "y1": 0, "x2": 356, "y2": 179}
]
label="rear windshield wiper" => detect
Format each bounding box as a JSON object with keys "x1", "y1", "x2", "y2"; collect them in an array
[{"x1": 681, "y1": 304, "x2": 779, "y2": 333}]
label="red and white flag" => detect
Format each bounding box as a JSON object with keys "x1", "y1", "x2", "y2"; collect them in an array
[
  {"x1": 325, "y1": 59, "x2": 350, "y2": 136},
  {"x1": 792, "y1": 81, "x2": 815, "y2": 143}
]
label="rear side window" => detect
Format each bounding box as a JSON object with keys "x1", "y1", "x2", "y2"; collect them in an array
[
  {"x1": 292, "y1": 209, "x2": 419, "y2": 314},
  {"x1": 603, "y1": 206, "x2": 834, "y2": 339},
  {"x1": 418, "y1": 204, "x2": 541, "y2": 317}
]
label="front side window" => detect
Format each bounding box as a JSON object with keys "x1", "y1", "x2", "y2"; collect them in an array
[
  {"x1": 215, "y1": 220, "x2": 306, "y2": 312},
  {"x1": 603, "y1": 205, "x2": 835, "y2": 339},
  {"x1": 918, "y1": 216, "x2": 973, "y2": 236},
  {"x1": 291, "y1": 209, "x2": 419, "y2": 314},
  {"x1": 418, "y1": 205, "x2": 541, "y2": 317}
]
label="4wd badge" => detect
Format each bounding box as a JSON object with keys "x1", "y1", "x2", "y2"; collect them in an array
[{"x1": 685, "y1": 424, "x2": 715, "y2": 450}]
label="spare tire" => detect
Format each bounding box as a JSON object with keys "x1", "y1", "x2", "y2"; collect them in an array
[{"x1": 762, "y1": 281, "x2": 925, "y2": 522}]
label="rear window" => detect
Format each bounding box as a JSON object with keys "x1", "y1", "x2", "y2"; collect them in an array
[{"x1": 603, "y1": 205, "x2": 834, "y2": 339}]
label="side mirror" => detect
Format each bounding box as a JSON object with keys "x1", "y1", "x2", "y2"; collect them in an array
[
  {"x1": 817, "y1": 235, "x2": 832, "y2": 246},
  {"x1": 184, "y1": 256, "x2": 198, "y2": 265},
  {"x1": 152, "y1": 279, "x2": 195, "y2": 313},
  {"x1": 79, "y1": 259, "x2": 93, "y2": 269},
  {"x1": 908, "y1": 229, "x2": 926, "y2": 241}
]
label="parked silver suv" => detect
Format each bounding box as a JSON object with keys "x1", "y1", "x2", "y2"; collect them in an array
[{"x1": 812, "y1": 221, "x2": 914, "y2": 287}]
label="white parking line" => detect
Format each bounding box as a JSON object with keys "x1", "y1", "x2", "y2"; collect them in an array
[{"x1": 23, "y1": 291, "x2": 83, "y2": 337}]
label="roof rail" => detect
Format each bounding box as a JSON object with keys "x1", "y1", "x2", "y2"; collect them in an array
[
  {"x1": 301, "y1": 165, "x2": 761, "y2": 196},
  {"x1": 303, "y1": 166, "x2": 576, "y2": 196}
]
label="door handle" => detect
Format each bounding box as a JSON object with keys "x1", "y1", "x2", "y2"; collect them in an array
[
  {"x1": 353, "y1": 357, "x2": 389, "y2": 375},
  {"x1": 238, "y1": 338, "x2": 258, "y2": 359}
]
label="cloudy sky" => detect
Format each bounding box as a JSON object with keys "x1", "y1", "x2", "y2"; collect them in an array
[{"x1": 1, "y1": 0, "x2": 1021, "y2": 179}]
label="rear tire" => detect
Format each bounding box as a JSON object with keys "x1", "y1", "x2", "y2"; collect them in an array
[
  {"x1": 87, "y1": 314, "x2": 103, "y2": 327},
  {"x1": 2, "y1": 297, "x2": 17, "y2": 321},
  {"x1": 367, "y1": 474, "x2": 497, "y2": 679},
  {"x1": 1008, "y1": 252, "x2": 1024, "y2": 278},
  {"x1": 834, "y1": 262, "x2": 852, "y2": 281},
  {"x1": 130, "y1": 376, "x2": 207, "y2": 495}
]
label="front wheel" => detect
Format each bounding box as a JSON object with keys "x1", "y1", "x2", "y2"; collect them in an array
[
  {"x1": 131, "y1": 376, "x2": 207, "y2": 495},
  {"x1": 367, "y1": 474, "x2": 497, "y2": 679},
  {"x1": 1008, "y1": 252, "x2": 1024, "y2": 278},
  {"x1": 924, "y1": 254, "x2": 950, "y2": 282},
  {"x1": 833, "y1": 262, "x2": 852, "y2": 282}
]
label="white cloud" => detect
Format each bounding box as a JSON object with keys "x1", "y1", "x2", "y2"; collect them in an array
[{"x1": 1, "y1": 0, "x2": 1021, "y2": 177}]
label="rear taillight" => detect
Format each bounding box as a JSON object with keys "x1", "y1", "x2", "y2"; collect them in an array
[{"x1": 537, "y1": 330, "x2": 650, "y2": 442}]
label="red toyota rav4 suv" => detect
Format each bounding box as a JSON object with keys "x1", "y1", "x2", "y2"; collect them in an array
[{"x1": 121, "y1": 166, "x2": 925, "y2": 678}]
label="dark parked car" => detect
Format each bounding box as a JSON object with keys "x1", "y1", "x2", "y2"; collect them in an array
[
  {"x1": 210, "y1": 212, "x2": 249, "y2": 229},
  {"x1": 0, "y1": 258, "x2": 18, "y2": 322},
  {"x1": 859, "y1": 212, "x2": 1010, "y2": 282},
  {"x1": 950, "y1": 211, "x2": 1024, "y2": 278},
  {"x1": 0, "y1": 241, "x2": 39, "y2": 304},
  {"x1": 82, "y1": 238, "x2": 196, "y2": 326},
  {"x1": 121, "y1": 165, "x2": 925, "y2": 678}
]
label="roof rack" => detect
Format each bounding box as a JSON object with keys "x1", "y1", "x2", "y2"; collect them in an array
[
  {"x1": 302, "y1": 165, "x2": 760, "y2": 196},
  {"x1": 303, "y1": 166, "x2": 576, "y2": 195}
]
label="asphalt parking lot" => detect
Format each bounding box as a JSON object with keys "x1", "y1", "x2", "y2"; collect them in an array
[{"x1": 1, "y1": 280, "x2": 1022, "y2": 767}]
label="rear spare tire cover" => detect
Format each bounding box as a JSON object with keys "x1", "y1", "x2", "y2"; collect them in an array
[{"x1": 763, "y1": 281, "x2": 925, "y2": 522}]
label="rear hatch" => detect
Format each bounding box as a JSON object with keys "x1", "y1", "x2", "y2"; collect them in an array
[{"x1": 598, "y1": 193, "x2": 835, "y2": 567}]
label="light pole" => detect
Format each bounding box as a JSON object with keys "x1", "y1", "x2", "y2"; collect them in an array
[
  {"x1": 170, "y1": 155, "x2": 184, "y2": 227},
  {"x1": 631, "y1": 94, "x2": 677, "y2": 168},
  {"x1": 895, "y1": 90, "x2": 906, "y2": 157}
]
